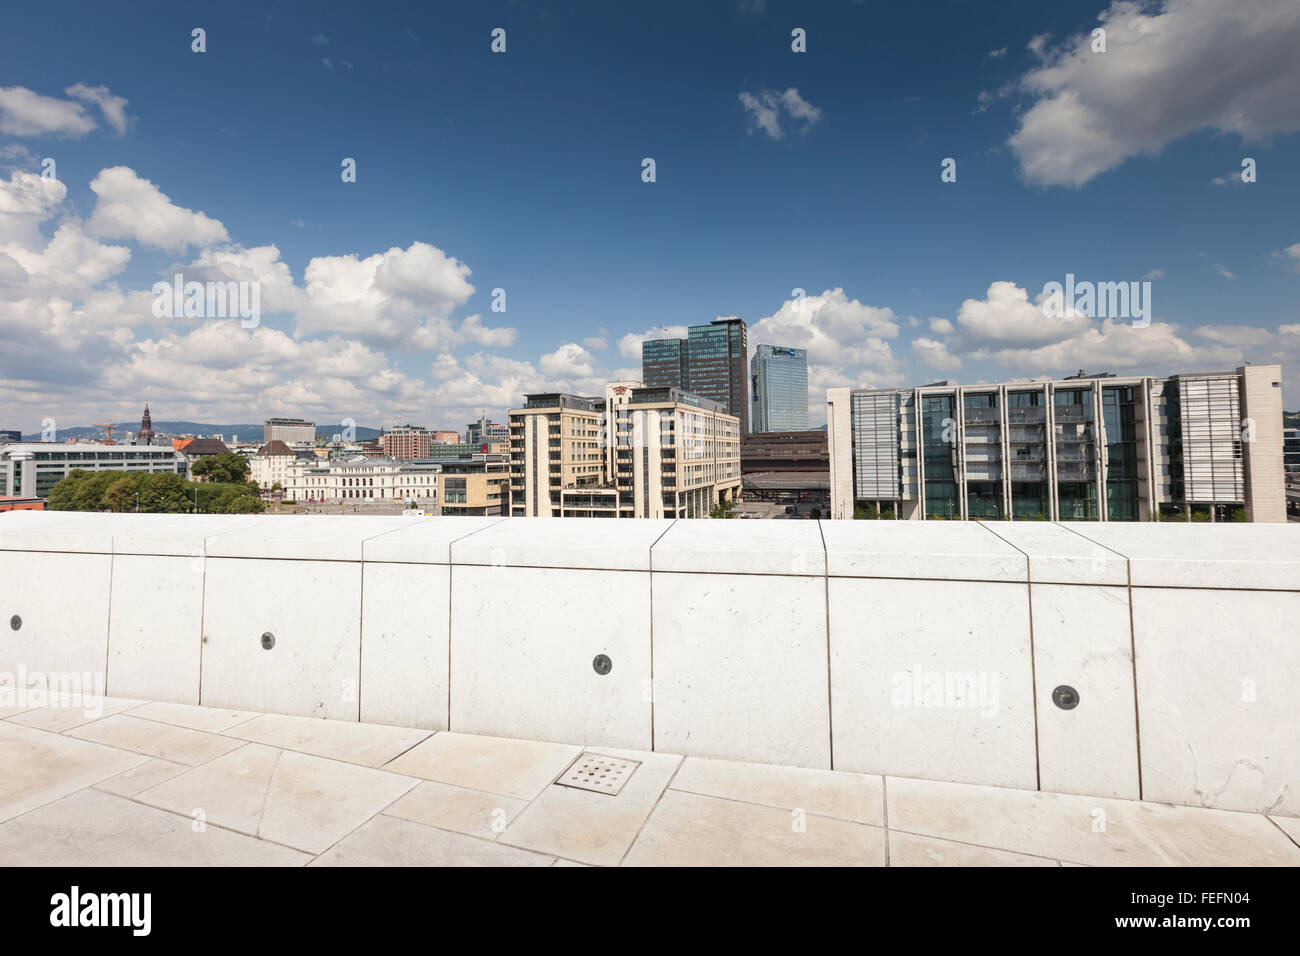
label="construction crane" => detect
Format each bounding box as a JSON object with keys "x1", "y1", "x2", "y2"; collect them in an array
[{"x1": 91, "y1": 421, "x2": 115, "y2": 442}]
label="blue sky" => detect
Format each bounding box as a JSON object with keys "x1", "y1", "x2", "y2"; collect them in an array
[{"x1": 1, "y1": 0, "x2": 1298, "y2": 433}]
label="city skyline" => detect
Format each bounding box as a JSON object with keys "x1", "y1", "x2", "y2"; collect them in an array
[{"x1": 3, "y1": 1, "x2": 1300, "y2": 436}]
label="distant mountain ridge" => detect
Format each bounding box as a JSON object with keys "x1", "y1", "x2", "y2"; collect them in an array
[{"x1": 18, "y1": 422, "x2": 383, "y2": 442}]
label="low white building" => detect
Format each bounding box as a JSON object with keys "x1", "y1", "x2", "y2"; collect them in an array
[
  {"x1": 248, "y1": 440, "x2": 304, "y2": 491},
  {"x1": 283, "y1": 455, "x2": 441, "y2": 504}
]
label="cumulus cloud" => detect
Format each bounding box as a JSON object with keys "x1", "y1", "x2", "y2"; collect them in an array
[
  {"x1": 912, "y1": 336, "x2": 962, "y2": 370},
  {"x1": 922, "y1": 280, "x2": 1246, "y2": 379},
  {"x1": 65, "y1": 83, "x2": 130, "y2": 135},
  {"x1": 295, "y1": 240, "x2": 478, "y2": 347},
  {"x1": 0, "y1": 86, "x2": 96, "y2": 137},
  {"x1": 539, "y1": 342, "x2": 596, "y2": 379},
  {"x1": 0, "y1": 83, "x2": 130, "y2": 138},
  {"x1": 738, "y1": 88, "x2": 823, "y2": 140},
  {"x1": 86, "y1": 166, "x2": 229, "y2": 252},
  {"x1": 1008, "y1": 0, "x2": 1300, "y2": 187},
  {"x1": 0, "y1": 165, "x2": 536, "y2": 430}
]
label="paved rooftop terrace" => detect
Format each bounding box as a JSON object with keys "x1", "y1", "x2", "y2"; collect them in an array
[{"x1": 1, "y1": 696, "x2": 1297, "y2": 867}]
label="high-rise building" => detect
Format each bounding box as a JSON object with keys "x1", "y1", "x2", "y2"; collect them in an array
[
  {"x1": 641, "y1": 338, "x2": 690, "y2": 390},
  {"x1": 826, "y1": 364, "x2": 1285, "y2": 522},
  {"x1": 263, "y1": 417, "x2": 316, "y2": 445},
  {"x1": 639, "y1": 318, "x2": 750, "y2": 433},
  {"x1": 687, "y1": 317, "x2": 748, "y2": 434},
  {"x1": 751, "y1": 344, "x2": 809, "y2": 432},
  {"x1": 508, "y1": 384, "x2": 741, "y2": 517}
]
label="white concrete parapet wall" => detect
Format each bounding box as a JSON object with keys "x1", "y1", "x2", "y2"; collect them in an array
[{"x1": 1, "y1": 511, "x2": 1296, "y2": 816}]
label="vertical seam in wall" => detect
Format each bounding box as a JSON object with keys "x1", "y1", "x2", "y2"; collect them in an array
[
  {"x1": 354, "y1": 525, "x2": 416, "y2": 724},
  {"x1": 1126, "y1": 549, "x2": 1143, "y2": 800},
  {"x1": 647, "y1": 519, "x2": 678, "y2": 754},
  {"x1": 197, "y1": 536, "x2": 208, "y2": 706},
  {"x1": 979, "y1": 522, "x2": 1040, "y2": 791},
  {"x1": 817, "y1": 519, "x2": 833, "y2": 770},
  {"x1": 1055, "y1": 523, "x2": 1143, "y2": 800},
  {"x1": 444, "y1": 518, "x2": 508, "y2": 733},
  {"x1": 357, "y1": 557, "x2": 365, "y2": 721},
  {"x1": 103, "y1": 540, "x2": 116, "y2": 696},
  {"x1": 881, "y1": 776, "x2": 890, "y2": 866}
]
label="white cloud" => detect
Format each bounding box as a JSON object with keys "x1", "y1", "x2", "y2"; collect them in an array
[
  {"x1": 1141, "y1": 268, "x2": 1165, "y2": 280},
  {"x1": 1271, "y1": 242, "x2": 1300, "y2": 273},
  {"x1": 1009, "y1": 0, "x2": 1300, "y2": 187},
  {"x1": 912, "y1": 336, "x2": 962, "y2": 370},
  {"x1": 583, "y1": 335, "x2": 608, "y2": 351},
  {"x1": 1213, "y1": 263, "x2": 1236, "y2": 280},
  {"x1": 954, "y1": 280, "x2": 1092, "y2": 348},
  {"x1": 539, "y1": 342, "x2": 596, "y2": 379},
  {"x1": 86, "y1": 166, "x2": 228, "y2": 252},
  {"x1": 738, "y1": 88, "x2": 823, "y2": 140},
  {"x1": 0, "y1": 85, "x2": 96, "y2": 137},
  {"x1": 65, "y1": 83, "x2": 130, "y2": 135},
  {"x1": 295, "y1": 240, "x2": 475, "y2": 347},
  {"x1": 923, "y1": 281, "x2": 1246, "y2": 380},
  {"x1": 0, "y1": 170, "x2": 67, "y2": 245}
]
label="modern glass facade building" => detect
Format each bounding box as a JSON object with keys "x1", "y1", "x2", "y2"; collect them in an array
[
  {"x1": 641, "y1": 338, "x2": 690, "y2": 390},
  {"x1": 750, "y1": 345, "x2": 809, "y2": 433},
  {"x1": 640, "y1": 317, "x2": 750, "y2": 434},
  {"x1": 0, "y1": 443, "x2": 187, "y2": 499},
  {"x1": 826, "y1": 365, "x2": 1285, "y2": 522}
]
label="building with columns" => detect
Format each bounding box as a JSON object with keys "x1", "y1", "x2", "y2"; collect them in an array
[{"x1": 827, "y1": 364, "x2": 1285, "y2": 522}]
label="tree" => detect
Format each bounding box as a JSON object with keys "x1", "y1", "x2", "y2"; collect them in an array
[
  {"x1": 190, "y1": 453, "x2": 251, "y2": 484},
  {"x1": 104, "y1": 475, "x2": 143, "y2": 512},
  {"x1": 709, "y1": 498, "x2": 737, "y2": 519}
]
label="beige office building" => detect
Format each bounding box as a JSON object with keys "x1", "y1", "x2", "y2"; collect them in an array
[
  {"x1": 509, "y1": 383, "x2": 742, "y2": 518},
  {"x1": 827, "y1": 364, "x2": 1285, "y2": 523}
]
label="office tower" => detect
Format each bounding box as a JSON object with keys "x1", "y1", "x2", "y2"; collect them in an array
[
  {"x1": 826, "y1": 364, "x2": 1284, "y2": 522},
  {"x1": 641, "y1": 338, "x2": 690, "y2": 390},
  {"x1": 751, "y1": 344, "x2": 809, "y2": 432},
  {"x1": 263, "y1": 417, "x2": 316, "y2": 445},
  {"x1": 687, "y1": 316, "x2": 749, "y2": 434}
]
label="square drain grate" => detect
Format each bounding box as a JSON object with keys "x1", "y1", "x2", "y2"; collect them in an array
[{"x1": 555, "y1": 752, "x2": 640, "y2": 796}]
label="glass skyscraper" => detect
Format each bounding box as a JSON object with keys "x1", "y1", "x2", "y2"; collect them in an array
[
  {"x1": 750, "y1": 344, "x2": 809, "y2": 433},
  {"x1": 639, "y1": 317, "x2": 750, "y2": 433}
]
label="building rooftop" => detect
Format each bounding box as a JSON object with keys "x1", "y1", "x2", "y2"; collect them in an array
[
  {"x1": 0, "y1": 512, "x2": 1296, "y2": 867},
  {"x1": 0, "y1": 697, "x2": 1294, "y2": 866}
]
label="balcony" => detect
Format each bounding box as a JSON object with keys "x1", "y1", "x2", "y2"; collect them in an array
[
  {"x1": 1007, "y1": 408, "x2": 1045, "y2": 424},
  {"x1": 0, "y1": 512, "x2": 1297, "y2": 867}
]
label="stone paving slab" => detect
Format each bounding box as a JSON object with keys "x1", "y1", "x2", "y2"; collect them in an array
[{"x1": 1, "y1": 697, "x2": 1297, "y2": 867}]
